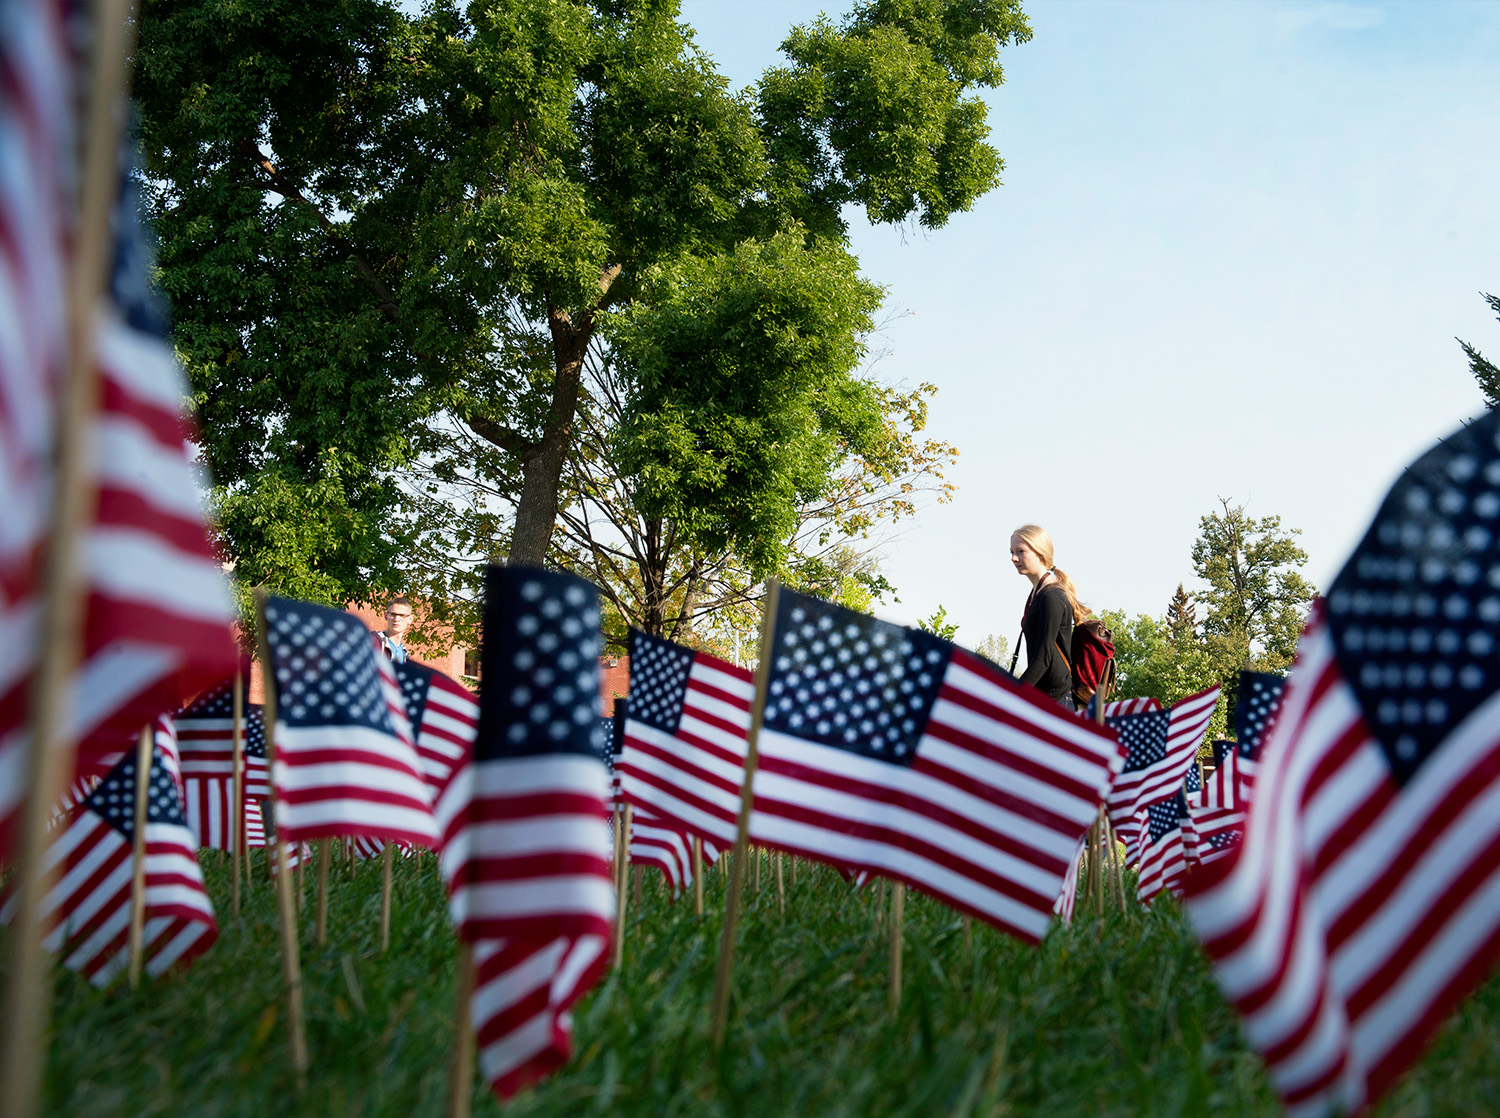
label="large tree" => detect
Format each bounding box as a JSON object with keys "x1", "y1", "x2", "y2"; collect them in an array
[{"x1": 136, "y1": 0, "x2": 1030, "y2": 609}]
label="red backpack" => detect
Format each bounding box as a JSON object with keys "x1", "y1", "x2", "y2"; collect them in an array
[{"x1": 1067, "y1": 619, "x2": 1116, "y2": 709}]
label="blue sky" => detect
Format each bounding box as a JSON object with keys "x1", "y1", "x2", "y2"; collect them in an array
[{"x1": 679, "y1": 0, "x2": 1500, "y2": 646}]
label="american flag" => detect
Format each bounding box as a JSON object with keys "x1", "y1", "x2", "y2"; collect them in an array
[
  {"x1": 70, "y1": 99, "x2": 238, "y2": 758},
  {"x1": 391, "y1": 659, "x2": 478, "y2": 800},
  {"x1": 262, "y1": 596, "x2": 437, "y2": 849},
  {"x1": 0, "y1": 5, "x2": 238, "y2": 858},
  {"x1": 1103, "y1": 708, "x2": 1170, "y2": 852},
  {"x1": 1135, "y1": 791, "x2": 1195, "y2": 904},
  {"x1": 1166, "y1": 685, "x2": 1220, "y2": 773},
  {"x1": 743, "y1": 588, "x2": 1123, "y2": 944},
  {"x1": 1184, "y1": 760, "x2": 1204, "y2": 808},
  {"x1": 1190, "y1": 739, "x2": 1247, "y2": 868},
  {"x1": 617, "y1": 632, "x2": 755, "y2": 846},
  {"x1": 1203, "y1": 741, "x2": 1237, "y2": 810},
  {"x1": 182, "y1": 780, "x2": 266, "y2": 851},
  {"x1": 0, "y1": 0, "x2": 70, "y2": 861},
  {"x1": 627, "y1": 808, "x2": 697, "y2": 893},
  {"x1": 0, "y1": 734, "x2": 217, "y2": 985},
  {"x1": 443, "y1": 566, "x2": 613, "y2": 1100},
  {"x1": 1052, "y1": 839, "x2": 1085, "y2": 924},
  {"x1": 1106, "y1": 685, "x2": 1219, "y2": 853},
  {"x1": 1231, "y1": 670, "x2": 1286, "y2": 803},
  {"x1": 1185, "y1": 413, "x2": 1500, "y2": 1116},
  {"x1": 175, "y1": 679, "x2": 271, "y2": 798}
]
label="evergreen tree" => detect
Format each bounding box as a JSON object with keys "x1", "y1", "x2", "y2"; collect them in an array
[
  {"x1": 1165, "y1": 583, "x2": 1196, "y2": 646},
  {"x1": 1458, "y1": 291, "x2": 1500, "y2": 407}
]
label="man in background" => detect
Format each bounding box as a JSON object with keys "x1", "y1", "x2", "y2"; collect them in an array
[{"x1": 373, "y1": 596, "x2": 414, "y2": 664}]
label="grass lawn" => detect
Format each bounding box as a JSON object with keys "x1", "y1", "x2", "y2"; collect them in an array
[{"x1": 7, "y1": 847, "x2": 1499, "y2": 1116}]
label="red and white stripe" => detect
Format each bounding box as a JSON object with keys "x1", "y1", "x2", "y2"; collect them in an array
[
  {"x1": 749, "y1": 648, "x2": 1124, "y2": 944},
  {"x1": 182, "y1": 778, "x2": 266, "y2": 850},
  {"x1": 442, "y1": 753, "x2": 614, "y2": 1100},
  {"x1": 412, "y1": 669, "x2": 478, "y2": 797},
  {"x1": 627, "y1": 808, "x2": 698, "y2": 894},
  {"x1": 271, "y1": 651, "x2": 438, "y2": 849},
  {"x1": 1053, "y1": 838, "x2": 1084, "y2": 924},
  {"x1": 1203, "y1": 748, "x2": 1238, "y2": 811},
  {"x1": 1166, "y1": 686, "x2": 1219, "y2": 770},
  {"x1": 1185, "y1": 612, "x2": 1500, "y2": 1116},
  {"x1": 470, "y1": 932, "x2": 610, "y2": 1099},
  {"x1": 618, "y1": 650, "x2": 755, "y2": 845},
  {"x1": 73, "y1": 307, "x2": 239, "y2": 756},
  {"x1": 1104, "y1": 696, "x2": 1161, "y2": 718},
  {"x1": 445, "y1": 755, "x2": 613, "y2": 942}
]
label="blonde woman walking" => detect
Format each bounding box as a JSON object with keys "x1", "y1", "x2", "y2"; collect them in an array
[{"x1": 1008, "y1": 524, "x2": 1089, "y2": 707}]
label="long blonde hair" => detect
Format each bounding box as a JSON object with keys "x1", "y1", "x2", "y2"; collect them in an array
[{"x1": 1013, "y1": 524, "x2": 1090, "y2": 625}]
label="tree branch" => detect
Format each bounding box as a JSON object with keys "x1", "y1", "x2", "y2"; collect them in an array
[
  {"x1": 467, "y1": 414, "x2": 535, "y2": 459},
  {"x1": 238, "y1": 138, "x2": 401, "y2": 323}
]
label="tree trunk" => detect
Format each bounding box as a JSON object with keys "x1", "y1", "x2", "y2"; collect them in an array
[
  {"x1": 640, "y1": 517, "x2": 668, "y2": 637},
  {"x1": 507, "y1": 309, "x2": 593, "y2": 566}
]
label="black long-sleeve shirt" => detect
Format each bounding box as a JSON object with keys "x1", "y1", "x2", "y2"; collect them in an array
[{"x1": 1021, "y1": 584, "x2": 1074, "y2": 703}]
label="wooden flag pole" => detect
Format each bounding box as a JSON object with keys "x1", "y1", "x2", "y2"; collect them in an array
[
  {"x1": 315, "y1": 839, "x2": 332, "y2": 946},
  {"x1": 1108, "y1": 814, "x2": 1127, "y2": 913},
  {"x1": 1091, "y1": 819, "x2": 1105, "y2": 916},
  {"x1": 231, "y1": 669, "x2": 244, "y2": 917},
  {"x1": 444, "y1": 941, "x2": 477, "y2": 1118},
  {"x1": 0, "y1": 7, "x2": 138, "y2": 1115},
  {"x1": 126, "y1": 725, "x2": 154, "y2": 989},
  {"x1": 710, "y1": 578, "x2": 780, "y2": 1047},
  {"x1": 888, "y1": 881, "x2": 905, "y2": 1015},
  {"x1": 612, "y1": 802, "x2": 624, "y2": 889},
  {"x1": 613, "y1": 804, "x2": 633, "y2": 969},
  {"x1": 775, "y1": 851, "x2": 785, "y2": 918},
  {"x1": 380, "y1": 843, "x2": 394, "y2": 953},
  {"x1": 256, "y1": 587, "x2": 308, "y2": 1085},
  {"x1": 692, "y1": 836, "x2": 704, "y2": 918}
]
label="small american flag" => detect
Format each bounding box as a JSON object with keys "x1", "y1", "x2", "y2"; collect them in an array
[
  {"x1": 1186, "y1": 413, "x2": 1500, "y2": 1116},
  {"x1": 1166, "y1": 685, "x2": 1220, "y2": 773},
  {"x1": 1103, "y1": 708, "x2": 1170, "y2": 852},
  {"x1": 745, "y1": 588, "x2": 1123, "y2": 944},
  {"x1": 1184, "y1": 760, "x2": 1204, "y2": 808},
  {"x1": 0, "y1": 1, "x2": 237, "y2": 859},
  {"x1": 391, "y1": 659, "x2": 478, "y2": 800},
  {"x1": 1135, "y1": 791, "x2": 1195, "y2": 904},
  {"x1": 182, "y1": 780, "x2": 267, "y2": 851},
  {"x1": 628, "y1": 808, "x2": 697, "y2": 894},
  {"x1": 1202, "y1": 741, "x2": 1237, "y2": 810},
  {"x1": 175, "y1": 680, "x2": 271, "y2": 798},
  {"x1": 1230, "y1": 670, "x2": 1286, "y2": 803},
  {"x1": 443, "y1": 566, "x2": 613, "y2": 1100},
  {"x1": 0, "y1": 735, "x2": 217, "y2": 985},
  {"x1": 618, "y1": 632, "x2": 756, "y2": 846},
  {"x1": 1106, "y1": 686, "x2": 1219, "y2": 853},
  {"x1": 0, "y1": 0, "x2": 70, "y2": 859},
  {"x1": 262, "y1": 597, "x2": 437, "y2": 849}
]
